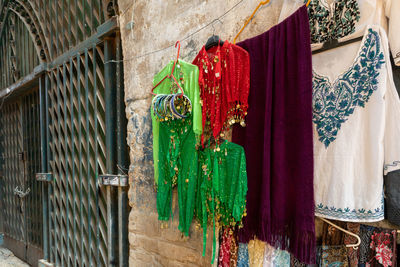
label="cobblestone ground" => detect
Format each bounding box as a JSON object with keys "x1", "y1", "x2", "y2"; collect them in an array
[{"x1": 0, "y1": 246, "x2": 29, "y2": 267}]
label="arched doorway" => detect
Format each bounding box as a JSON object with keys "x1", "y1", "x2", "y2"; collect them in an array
[{"x1": 0, "y1": 1, "x2": 129, "y2": 266}]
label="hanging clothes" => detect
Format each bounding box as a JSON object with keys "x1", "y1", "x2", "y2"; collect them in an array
[
  {"x1": 218, "y1": 228, "x2": 233, "y2": 267},
  {"x1": 272, "y1": 249, "x2": 291, "y2": 267},
  {"x1": 195, "y1": 140, "x2": 248, "y2": 262},
  {"x1": 152, "y1": 59, "x2": 202, "y2": 186},
  {"x1": 278, "y1": 0, "x2": 400, "y2": 66},
  {"x1": 217, "y1": 227, "x2": 239, "y2": 267},
  {"x1": 248, "y1": 239, "x2": 266, "y2": 267},
  {"x1": 152, "y1": 60, "x2": 202, "y2": 236},
  {"x1": 192, "y1": 41, "x2": 250, "y2": 143},
  {"x1": 237, "y1": 243, "x2": 250, "y2": 267},
  {"x1": 367, "y1": 228, "x2": 397, "y2": 267},
  {"x1": 320, "y1": 221, "x2": 361, "y2": 266},
  {"x1": 263, "y1": 243, "x2": 276, "y2": 267},
  {"x1": 230, "y1": 230, "x2": 239, "y2": 267},
  {"x1": 309, "y1": 25, "x2": 400, "y2": 222},
  {"x1": 320, "y1": 246, "x2": 349, "y2": 267},
  {"x1": 281, "y1": 0, "x2": 361, "y2": 44},
  {"x1": 359, "y1": 225, "x2": 376, "y2": 265},
  {"x1": 344, "y1": 223, "x2": 360, "y2": 267},
  {"x1": 232, "y1": 5, "x2": 316, "y2": 264},
  {"x1": 263, "y1": 244, "x2": 291, "y2": 267}
]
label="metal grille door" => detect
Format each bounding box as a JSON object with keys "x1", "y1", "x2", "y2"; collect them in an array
[
  {"x1": 45, "y1": 44, "x2": 110, "y2": 267},
  {"x1": 47, "y1": 48, "x2": 108, "y2": 266},
  {"x1": 1, "y1": 1, "x2": 128, "y2": 266},
  {"x1": 0, "y1": 101, "x2": 24, "y2": 243},
  {"x1": 0, "y1": 90, "x2": 43, "y2": 265}
]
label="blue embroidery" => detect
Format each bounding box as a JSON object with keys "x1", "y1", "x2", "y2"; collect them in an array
[
  {"x1": 315, "y1": 195, "x2": 384, "y2": 221},
  {"x1": 312, "y1": 29, "x2": 385, "y2": 147}
]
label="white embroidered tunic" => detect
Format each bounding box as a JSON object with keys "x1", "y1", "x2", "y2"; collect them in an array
[
  {"x1": 310, "y1": 25, "x2": 400, "y2": 222},
  {"x1": 278, "y1": 0, "x2": 400, "y2": 66}
]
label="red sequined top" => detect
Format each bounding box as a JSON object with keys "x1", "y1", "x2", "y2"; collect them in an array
[{"x1": 192, "y1": 41, "x2": 250, "y2": 143}]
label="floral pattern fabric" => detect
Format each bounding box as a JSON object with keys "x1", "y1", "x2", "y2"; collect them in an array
[
  {"x1": 312, "y1": 28, "x2": 385, "y2": 148},
  {"x1": 366, "y1": 229, "x2": 397, "y2": 267},
  {"x1": 306, "y1": 0, "x2": 360, "y2": 44}
]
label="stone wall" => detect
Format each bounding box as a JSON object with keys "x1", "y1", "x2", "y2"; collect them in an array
[
  {"x1": 117, "y1": 0, "x2": 400, "y2": 266},
  {"x1": 118, "y1": 0, "x2": 283, "y2": 266}
]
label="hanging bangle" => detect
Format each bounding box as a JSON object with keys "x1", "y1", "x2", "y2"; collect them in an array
[
  {"x1": 171, "y1": 94, "x2": 192, "y2": 118},
  {"x1": 154, "y1": 94, "x2": 167, "y2": 120},
  {"x1": 164, "y1": 94, "x2": 174, "y2": 120}
]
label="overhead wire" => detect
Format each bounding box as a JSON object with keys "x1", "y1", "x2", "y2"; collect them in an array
[{"x1": 106, "y1": 0, "x2": 246, "y2": 64}]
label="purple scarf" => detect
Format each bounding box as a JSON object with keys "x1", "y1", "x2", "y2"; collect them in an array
[{"x1": 233, "y1": 6, "x2": 315, "y2": 264}]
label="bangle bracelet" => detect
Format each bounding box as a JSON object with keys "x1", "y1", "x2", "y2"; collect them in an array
[
  {"x1": 155, "y1": 94, "x2": 167, "y2": 120},
  {"x1": 164, "y1": 95, "x2": 174, "y2": 119},
  {"x1": 157, "y1": 95, "x2": 168, "y2": 119},
  {"x1": 171, "y1": 94, "x2": 192, "y2": 118},
  {"x1": 152, "y1": 94, "x2": 166, "y2": 114}
]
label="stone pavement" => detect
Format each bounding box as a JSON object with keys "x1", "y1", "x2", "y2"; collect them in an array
[{"x1": 0, "y1": 246, "x2": 29, "y2": 267}]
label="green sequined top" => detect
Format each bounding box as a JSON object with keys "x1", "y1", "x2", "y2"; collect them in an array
[
  {"x1": 196, "y1": 140, "x2": 248, "y2": 261},
  {"x1": 152, "y1": 59, "x2": 202, "y2": 186},
  {"x1": 152, "y1": 60, "x2": 203, "y2": 236}
]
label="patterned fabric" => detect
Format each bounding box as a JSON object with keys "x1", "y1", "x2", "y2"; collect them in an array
[
  {"x1": 248, "y1": 239, "x2": 266, "y2": 267},
  {"x1": 218, "y1": 228, "x2": 232, "y2": 267},
  {"x1": 367, "y1": 229, "x2": 397, "y2": 267},
  {"x1": 311, "y1": 26, "x2": 400, "y2": 223},
  {"x1": 237, "y1": 243, "x2": 249, "y2": 267},
  {"x1": 320, "y1": 245, "x2": 349, "y2": 267},
  {"x1": 291, "y1": 256, "x2": 306, "y2": 267},
  {"x1": 312, "y1": 28, "x2": 385, "y2": 148},
  {"x1": 305, "y1": 0, "x2": 360, "y2": 44},
  {"x1": 280, "y1": 0, "x2": 400, "y2": 67},
  {"x1": 344, "y1": 223, "x2": 360, "y2": 267},
  {"x1": 359, "y1": 225, "x2": 376, "y2": 264},
  {"x1": 230, "y1": 230, "x2": 239, "y2": 267},
  {"x1": 273, "y1": 249, "x2": 290, "y2": 267}
]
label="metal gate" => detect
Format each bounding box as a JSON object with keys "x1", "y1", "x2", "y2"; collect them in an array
[
  {"x1": 0, "y1": 1, "x2": 129, "y2": 266},
  {"x1": 0, "y1": 89, "x2": 44, "y2": 265}
]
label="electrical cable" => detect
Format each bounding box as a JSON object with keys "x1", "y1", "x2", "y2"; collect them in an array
[{"x1": 106, "y1": 0, "x2": 245, "y2": 64}]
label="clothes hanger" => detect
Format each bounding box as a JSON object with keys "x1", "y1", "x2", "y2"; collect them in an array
[
  {"x1": 151, "y1": 41, "x2": 184, "y2": 96},
  {"x1": 317, "y1": 217, "x2": 361, "y2": 249},
  {"x1": 312, "y1": 36, "x2": 364, "y2": 55},
  {"x1": 205, "y1": 19, "x2": 225, "y2": 51},
  {"x1": 233, "y1": 0, "x2": 311, "y2": 44}
]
